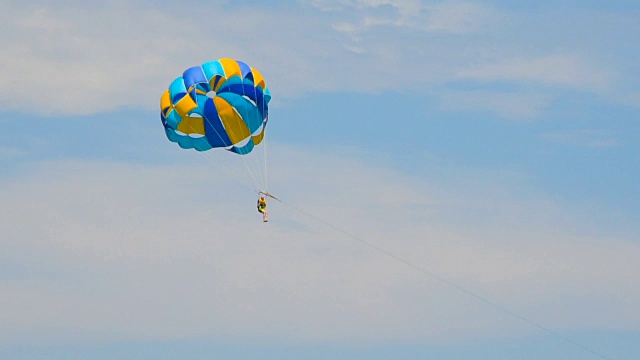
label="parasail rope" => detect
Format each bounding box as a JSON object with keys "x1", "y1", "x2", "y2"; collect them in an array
[
  {"x1": 190, "y1": 108, "x2": 265, "y2": 192},
  {"x1": 270, "y1": 197, "x2": 613, "y2": 360},
  {"x1": 229, "y1": 92, "x2": 264, "y2": 189},
  {"x1": 245, "y1": 109, "x2": 267, "y2": 191},
  {"x1": 179, "y1": 110, "x2": 606, "y2": 359},
  {"x1": 183, "y1": 120, "x2": 259, "y2": 192},
  {"x1": 264, "y1": 127, "x2": 268, "y2": 192}
]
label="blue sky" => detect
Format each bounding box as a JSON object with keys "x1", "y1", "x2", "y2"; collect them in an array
[{"x1": 1, "y1": 1, "x2": 639, "y2": 359}]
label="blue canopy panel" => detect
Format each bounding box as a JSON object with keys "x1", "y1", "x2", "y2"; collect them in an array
[
  {"x1": 220, "y1": 75, "x2": 244, "y2": 90},
  {"x1": 218, "y1": 81, "x2": 268, "y2": 120},
  {"x1": 202, "y1": 98, "x2": 232, "y2": 148},
  {"x1": 162, "y1": 108, "x2": 182, "y2": 129},
  {"x1": 183, "y1": 66, "x2": 208, "y2": 100},
  {"x1": 195, "y1": 83, "x2": 209, "y2": 95},
  {"x1": 255, "y1": 86, "x2": 267, "y2": 120},
  {"x1": 201, "y1": 60, "x2": 225, "y2": 80},
  {"x1": 191, "y1": 94, "x2": 208, "y2": 117},
  {"x1": 216, "y1": 92, "x2": 263, "y2": 134},
  {"x1": 218, "y1": 79, "x2": 256, "y2": 97},
  {"x1": 228, "y1": 137, "x2": 255, "y2": 155},
  {"x1": 169, "y1": 77, "x2": 188, "y2": 105},
  {"x1": 264, "y1": 87, "x2": 271, "y2": 104},
  {"x1": 236, "y1": 60, "x2": 252, "y2": 79},
  {"x1": 183, "y1": 66, "x2": 207, "y2": 89},
  {"x1": 164, "y1": 126, "x2": 212, "y2": 151}
]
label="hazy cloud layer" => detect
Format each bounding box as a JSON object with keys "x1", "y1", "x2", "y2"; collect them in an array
[
  {"x1": 456, "y1": 54, "x2": 613, "y2": 91},
  {"x1": 541, "y1": 129, "x2": 621, "y2": 148},
  {"x1": 1, "y1": 3, "x2": 638, "y2": 359},
  {"x1": 2, "y1": 147, "x2": 638, "y2": 347},
  {"x1": 0, "y1": 1, "x2": 635, "y2": 118},
  {"x1": 438, "y1": 90, "x2": 552, "y2": 119}
]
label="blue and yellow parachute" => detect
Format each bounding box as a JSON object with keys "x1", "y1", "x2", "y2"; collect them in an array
[{"x1": 160, "y1": 58, "x2": 271, "y2": 155}]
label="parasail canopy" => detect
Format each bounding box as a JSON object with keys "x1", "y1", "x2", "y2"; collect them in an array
[{"x1": 160, "y1": 58, "x2": 271, "y2": 155}]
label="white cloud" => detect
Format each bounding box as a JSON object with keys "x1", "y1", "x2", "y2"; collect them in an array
[
  {"x1": 1, "y1": 146, "x2": 638, "y2": 347},
  {"x1": 424, "y1": 1, "x2": 497, "y2": 34},
  {"x1": 1, "y1": 2, "x2": 335, "y2": 115},
  {"x1": 0, "y1": 1, "x2": 631, "y2": 119},
  {"x1": 310, "y1": 0, "x2": 352, "y2": 12},
  {"x1": 457, "y1": 54, "x2": 613, "y2": 91},
  {"x1": 541, "y1": 129, "x2": 621, "y2": 148},
  {"x1": 314, "y1": 0, "x2": 494, "y2": 33},
  {"x1": 0, "y1": 3, "x2": 187, "y2": 115},
  {"x1": 620, "y1": 92, "x2": 640, "y2": 109},
  {"x1": 438, "y1": 90, "x2": 552, "y2": 119},
  {"x1": 0, "y1": 146, "x2": 25, "y2": 159},
  {"x1": 321, "y1": 0, "x2": 496, "y2": 36}
]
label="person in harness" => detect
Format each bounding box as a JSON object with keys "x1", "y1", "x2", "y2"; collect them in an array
[{"x1": 257, "y1": 195, "x2": 268, "y2": 222}]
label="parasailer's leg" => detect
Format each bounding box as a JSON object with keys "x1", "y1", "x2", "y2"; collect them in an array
[{"x1": 263, "y1": 210, "x2": 268, "y2": 222}]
